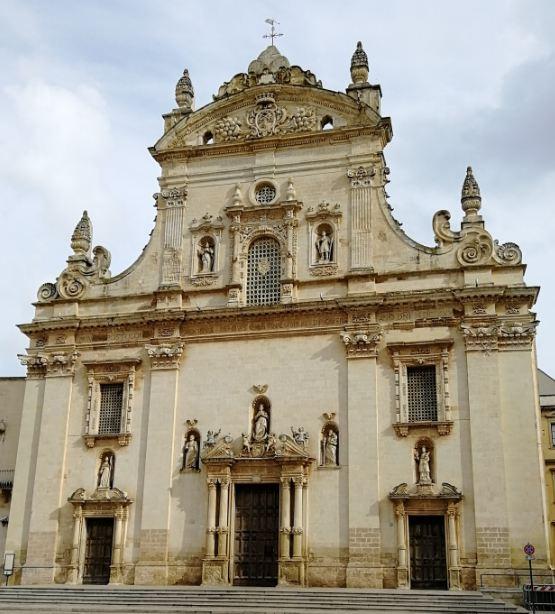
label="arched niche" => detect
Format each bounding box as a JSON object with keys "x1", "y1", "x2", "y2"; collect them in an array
[
  {"x1": 414, "y1": 437, "x2": 434, "y2": 485},
  {"x1": 320, "y1": 420, "x2": 339, "y2": 467},
  {"x1": 313, "y1": 221, "x2": 335, "y2": 265},
  {"x1": 320, "y1": 115, "x2": 334, "y2": 130},
  {"x1": 197, "y1": 235, "x2": 216, "y2": 274},
  {"x1": 182, "y1": 428, "x2": 201, "y2": 472},
  {"x1": 97, "y1": 449, "x2": 115, "y2": 490},
  {"x1": 251, "y1": 395, "x2": 272, "y2": 443}
]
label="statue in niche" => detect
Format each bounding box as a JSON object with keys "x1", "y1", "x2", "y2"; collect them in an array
[
  {"x1": 252, "y1": 402, "x2": 270, "y2": 442},
  {"x1": 316, "y1": 228, "x2": 333, "y2": 263},
  {"x1": 414, "y1": 446, "x2": 432, "y2": 485},
  {"x1": 183, "y1": 433, "x2": 199, "y2": 470},
  {"x1": 98, "y1": 454, "x2": 113, "y2": 489},
  {"x1": 291, "y1": 426, "x2": 309, "y2": 449},
  {"x1": 197, "y1": 239, "x2": 214, "y2": 273},
  {"x1": 321, "y1": 429, "x2": 339, "y2": 466}
]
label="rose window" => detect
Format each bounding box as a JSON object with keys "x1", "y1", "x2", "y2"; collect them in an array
[{"x1": 254, "y1": 184, "x2": 276, "y2": 205}]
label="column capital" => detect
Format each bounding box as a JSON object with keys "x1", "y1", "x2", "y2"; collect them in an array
[
  {"x1": 145, "y1": 342, "x2": 184, "y2": 369},
  {"x1": 44, "y1": 351, "x2": 80, "y2": 377},
  {"x1": 347, "y1": 166, "x2": 374, "y2": 188},
  {"x1": 18, "y1": 354, "x2": 48, "y2": 379},
  {"x1": 340, "y1": 329, "x2": 381, "y2": 359}
]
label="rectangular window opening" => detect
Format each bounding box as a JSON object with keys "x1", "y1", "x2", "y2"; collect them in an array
[
  {"x1": 98, "y1": 383, "x2": 124, "y2": 435},
  {"x1": 407, "y1": 365, "x2": 438, "y2": 422}
]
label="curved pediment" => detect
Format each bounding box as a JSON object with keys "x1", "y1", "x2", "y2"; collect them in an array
[{"x1": 154, "y1": 84, "x2": 382, "y2": 153}]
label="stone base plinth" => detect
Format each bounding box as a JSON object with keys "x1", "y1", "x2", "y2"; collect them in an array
[
  {"x1": 346, "y1": 563, "x2": 383, "y2": 588},
  {"x1": 134, "y1": 564, "x2": 168, "y2": 585},
  {"x1": 201, "y1": 558, "x2": 229, "y2": 585},
  {"x1": 278, "y1": 558, "x2": 305, "y2": 586}
]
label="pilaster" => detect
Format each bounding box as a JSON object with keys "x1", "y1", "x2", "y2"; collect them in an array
[
  {"x1": 135, "y1": 342, "x2": 183, "y2": 584},
  {"x1": 340, "y1": 327, "x2": 383, "y2": 588},
  {"x1": 5, "y1": 357, "x2": 46, "y2": 579},
  {"x1": 347, "y1": 166, "x2": 373, "y2": 272},
  {"x1": 20, "y1": 351, "x2": 77, "y2": 584}
]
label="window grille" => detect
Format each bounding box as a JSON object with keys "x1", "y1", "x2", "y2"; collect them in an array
[
  {"x1": 98, "y1": 383, "x2": 123, "y2": 435},
  {"x1": 551, "y1": 423, "x2": 555, "y2": 447},
  {"x1": 407, "y1": 365, "x2": 438, "y2": 422},
  {"x1": 254, "y1": 184, "x2": 276, "y2": 205},
  {"x1": 246, "y1": 237, "x2": 281, "y2": 306}
]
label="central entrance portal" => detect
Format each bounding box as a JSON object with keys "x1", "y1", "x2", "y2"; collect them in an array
[
  {"x1": 233, "y1": 484, "x2": 279, "y2": 586},
  {"x1": 409, "y1": 515, "x2": 447, "y2": 589},
  {"x1": 83, "y1": 518, "x2": 114, "y2": 584}
]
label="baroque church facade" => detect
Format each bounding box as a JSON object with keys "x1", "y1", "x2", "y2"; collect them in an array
[{"x1": 4, "y1": 42, "x2": 548, "y2": 590}]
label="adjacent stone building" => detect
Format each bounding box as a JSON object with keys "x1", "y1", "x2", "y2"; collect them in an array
[{"x1": 3, "y1": 42, "x2": 548, "y2": 590}]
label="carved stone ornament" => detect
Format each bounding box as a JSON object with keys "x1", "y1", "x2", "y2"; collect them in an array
[
  {"x1": 202, "y1": 432, "x2": 310, "y2": 464},
  {"x1": 213, "y1": 45, "x2": 322, "y2": 101},
  {"x1": 252, "y1": 384, "x2": 268, "y2": 394},
  {"x1": 340, "y1": 329, "x2": 381, "y2": 358},
  {"x1": 432, "y1": 167, "x2": 522, "y2": 267},
  {"x1": 309, "y1": 264, "x2": 338, "y2": 277},
  {"x1": 306, "y1": 201, "x2": 342, "y2": 222},
  {"x1": 38, "y1": 211, "x2": 111, "y2": 302},
  {"x1": 461, "y1": 323, "x2": 499, "y2": 353},
  {"x1": 145, "y1": 343, "x2": 184, "y2": 369},
  {"x1": 18, "y1": 354, "x2": 48, "y2": 378},
  {"x1": 347, "y1": 166, "x2": 375, "y2": 188},
  {"x1": 389, "y1": 481, "x2": 462, "y2": 501}
]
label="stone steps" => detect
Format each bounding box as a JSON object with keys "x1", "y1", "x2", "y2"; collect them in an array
[{"x1": 0, "y1": 586, "x2": 527, "y2": 614}]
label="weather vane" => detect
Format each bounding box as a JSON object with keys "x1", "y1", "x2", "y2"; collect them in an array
[{"x1": 263, "y1": 19, "x2": 283, "y2": 46}]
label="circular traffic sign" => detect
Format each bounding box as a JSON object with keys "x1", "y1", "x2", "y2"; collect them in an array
[{"x1": 524, "y1": 543, "x2": 535, "y2": 556}]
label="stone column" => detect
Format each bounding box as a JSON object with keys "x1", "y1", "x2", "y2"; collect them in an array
[
  {"x1": 447, "y1": 502, "x2": 461, "y2": 589},
  {"x1": 280, "y1": 477, "x2": 291, "y2": 559},
  {"x1": 395, "y1": 502, "x2": 408, "y2": 588},
  {"x1": 21, "y1": 352, "x2": 77, "y2": 584},
  {"x1": 217, "y1": 478, "x2": 230, "y2": 556},
  {"x1": 110, "y1": 510, "x2": 125, "y2": 584},
  {"x1": 136, "y1": 343, "x2": 183, "y2": 585},
  {"x1": 205, "y1": 479, "x2": 217, "y2": 558},
  {"x1": 292, "y1": 477, "x2": 304, "y2": 559},
  {"x1": 68, "y1": 507, "x2": 83, "y2": 584},
  {"x1": 5, "y1": 356, "x2": 46, "y2": 580},
  {"x1": 340, "y1": 328, "x2": 383, "y2": 588}
]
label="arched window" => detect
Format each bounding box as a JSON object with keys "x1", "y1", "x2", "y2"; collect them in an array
[
  {"x1": 321, "y1": 115, "x2": 334, "y2": 130},
  {"x1": 246, "y1": 237, "x2": 281, "y2": 306},
  {"x1": 203, "y1": 130, "x2": 214, "y2": 145}
]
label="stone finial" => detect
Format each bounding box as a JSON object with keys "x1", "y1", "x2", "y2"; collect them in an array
[
  {"x1": 71, "y1": 210, "x2": 92, "y2": 255},
  {"x1": 461, "y1": 166, "x2": 482, "y2": 220},
  {"x1": 175, "y1": 68, "x2": 194, "y2": 110},
  {"x1": 350, "y1": 41, "x2": 369, "y2": 84}
]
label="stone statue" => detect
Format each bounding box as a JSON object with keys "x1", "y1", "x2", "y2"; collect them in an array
[
  {"x1": 198, "y1": 240, "x2": 214, "y2": 273},
  {"x1": 253, "y1": 403, "x2": 269, "y2": 442},
  {"x1": 98, "y1": 455, "x2": 112, "y2": 489},
  {"x1": 291, "y1": 426, "x2": 309, "y2": 449},
  {"x1": 205, "y1": 429, "x2": 221, "y2": 447},
  {"x1": 266, "y1": 433, "x2": 277, "y2": 454},
  {"x1": 322, "y1": 429, "x2": 338, "y2": 466},
  {"x1": 316, "y1": 230, "x2": 333, "y2": 263},
  {"x1": 183, "y1": 434, "x2": 199, "y2": 470},
  {"x1": 415, "y1": 446, "x2": 432, "y2": 485},
  {"x1": 241, "y1": 432, "x2": 251, "y2": 455}
]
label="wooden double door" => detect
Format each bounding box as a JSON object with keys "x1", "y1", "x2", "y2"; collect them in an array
[
  {"x1": 233, "y1": 484, "x2": 279, "y2": 586},
  {"x1": 83, "y1": 518, "x2": 114, "y2": 584},
  {"x1": 409, "y1": 515, "x2": 448, "y2": 589}
]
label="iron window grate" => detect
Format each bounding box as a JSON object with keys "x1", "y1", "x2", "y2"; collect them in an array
[
  {"x1": 407, "y1": 365, "x2": 438, "y2": 422},
  {"x1": 98, "y1": 383, "x2": 123, "y2": 435},
  {"x1": 246, "y1": 237, "x2": 281, "y2": 306}
]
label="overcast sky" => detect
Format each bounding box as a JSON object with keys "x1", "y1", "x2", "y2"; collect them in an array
[{"x1": 0, "y1": 0, "x2": 553, "y2": 377}]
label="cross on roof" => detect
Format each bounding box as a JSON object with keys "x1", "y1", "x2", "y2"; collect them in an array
[{"x1": 263, "y1": 19, "x2": 283, "y2": 46}]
